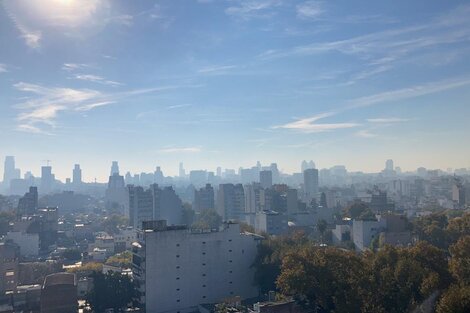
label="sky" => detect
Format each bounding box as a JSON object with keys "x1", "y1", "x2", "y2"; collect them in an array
[{"x1": 0, "y1": 0, "x2": 470, "y2": 182}]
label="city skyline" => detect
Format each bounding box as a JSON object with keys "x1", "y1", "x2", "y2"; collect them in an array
[{"x1": 1, "y1": 0, "x2": 470, "y2": 180}]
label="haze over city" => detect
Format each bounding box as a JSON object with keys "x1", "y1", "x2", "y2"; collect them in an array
[{"x1": 1, "y1": 0, "x2": 470, "y2": 181}]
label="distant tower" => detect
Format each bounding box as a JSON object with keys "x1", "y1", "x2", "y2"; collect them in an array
[
  {"x1": 259, "y1": 170, "x2": 273, "y2": 189},
  {"x1": 303, "y1": 168, "x2": 319, "y2": 203},
  {"x1": 3, "y1": 156, "x2": 20, "y2": 187},
  {"x1": 110, "y1": 161, "x2": 120, "y2": 176},
  {"x1": 216, "y1": 167, "x2": 222, "y2": 177},
  {"x1": 179, "y1": 162, "x2": 185, "y2": 178},
  {"x1": 73, "y1": 164, "x2": 82, "y2": 184},
  {"x1": 385, "y1": 159, "x2": 394, "y2": 171},
  {"x1": 41, "y1": 166, "x2": 54, "y2": 194}
]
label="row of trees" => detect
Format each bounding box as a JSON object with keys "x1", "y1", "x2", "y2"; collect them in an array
[{"x1": 254, "y1": 212, "x2": 470, "y2": 313}]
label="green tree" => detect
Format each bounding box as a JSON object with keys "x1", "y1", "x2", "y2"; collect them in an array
[
  {"x1": 86, "y1": 271, "x2": 139, "y2": 313},
  {"x1": 344, "y1": 201, "x2": 369, "y2": 219},
  {"x1": 436, "y1": 284, "x2": 470, "y2": 313},
  {"x1": 106, "y1": 251, "x2": 133, "y2": 268},
  {"x1": 101, "y1": 214, "x2": 128, "y2": 235},
  {"x1": 277, "y1": 246, "x2": 365, "y2": 313},
  {"x1": 449, "y1": 235, "x2": 470, "y2": 286},
  {"x1": 192, "y1": 209, "x2": 222, "y2": 229}
]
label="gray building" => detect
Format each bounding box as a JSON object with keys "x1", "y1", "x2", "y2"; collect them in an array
[
  {"x1": 129, "y1": 184, "x2": 183, "y2": 229},
  {"x1": 194, "y1": 184, "x2": 215, "y2": 212},
  {"x1": 133, "y1": 222, "x2": 260, "y2": 313},
  {"x1": 0, "y1": 242, "x2": 19, "y2": 296},
  {"x1": 303, "y1": 168, "x2": 319, "y2": 204},
  {"x1": 217, "y1": 184, "x2": 245, "y2": 221},
  {"x1": 259, "y1": 170, "x2": 272, "y2": 189}
]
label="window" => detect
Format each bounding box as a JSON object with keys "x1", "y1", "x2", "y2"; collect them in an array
[
  {"x1": 202, "y1": 263, "x2": 206, "y2": 266},
  {"x1": 203, "y1": 296, "x2": 206, "y2": 299},
  {"x1": 202, "y1": 284, "x2": 206, "y2": 287},
  {"x1": 229, "y1": 260, "x2": 233, "y2": 263},
  {"x1": 176, "y1": 244, "x2": 180, "y2": 247},
  {"x1": 202, "y1": 252, "x2": 206, "y2": 255},
  {"x1": 177, "y1": 300, "x2": 181, "y2": 303},
  {"x1": 176, "y1": 266, "x2": 180, "y2": 269},
  {"x1": 202, "y1": 241, "x2": 206, "y2": 244},
  {"x1": 202, "y1": 273, "x2": 206, "y2": 277},
  {"x1": 176, "y1": 288, "x2": 180, "y2": 291},
  {"x1": 176, "y1": 255, "x2": 180, "y2": 258},
  {"x1": 229, "y1": 281, "x2": 233, "y2": 284},
  {"x1": 229, "y1": 271, "x2": 232, "y2": 273},
  {"x1": 5, "y1": 271, "x2": 14, "y2": 277},
  {"x1": 176, "y1": 277, "x2": 180, "y2": 280},
  {"x1": 228, "y1": 239, "x2": 232, "y2": 242},
  {"x1": 229, "y1": 249, "x2": 232, "y2": 252}
]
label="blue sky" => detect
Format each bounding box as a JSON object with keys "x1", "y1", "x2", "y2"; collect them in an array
[{"x1": 1, "y1": 0, "x2": 470, "y2": 181}]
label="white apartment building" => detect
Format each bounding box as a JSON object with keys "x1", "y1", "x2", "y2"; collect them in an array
[{"x1": 133, "y1": 222, "x2": 261, "y2": 313}]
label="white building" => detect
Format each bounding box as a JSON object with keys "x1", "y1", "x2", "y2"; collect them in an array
[
  {"x1": 352, "y1": 219, "x2": 386, "y2": 251},
  {"x1": 133, "y1": 222, "x2": 260, "y2": 313},
  {"x1": 254, "y1": 211, "x2": 288, "y2": 235}
]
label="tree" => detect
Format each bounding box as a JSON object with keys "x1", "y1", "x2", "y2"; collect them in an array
[
  {"x1": 344, "y1": 201, "x2": 369, "y2": 219},
  {"x1": 253, "y1": 231, "x2": 309, "y2": 295},
  {"x1": 449, "y1": 235, "x2": 470, "y2": 286},
  {"x1": 317, "y1": 219, "x2": 327, "y2": 244},
  {"x1": 277, "y1": 246, "x2": 365, "y2": 313},
  {"x1": 106, "y1": 251, "x2": 132, "y2": 268},
  {"x1": 86, "y1": 271, "x2": 139, "y2": 313},
  {"x1": 436, "y1": 284, "x2": 470, "y2": 313},
  {"x1": 192, "y1": 209, "x2": 222, "y2": 229},
  {"x1": 101, "y1": 214, "x2": 128, "y2": 235}
]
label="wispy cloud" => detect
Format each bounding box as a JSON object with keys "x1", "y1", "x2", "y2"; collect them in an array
[
  {"x1": 225, "y1": 0, "x2": 282, "y2": 20},
  {"x1": 3, "y1": 4, "x2": 42, "y2": 49},
  {"x1": 355, "y1": 129, "x2": 377, "y2": 138},
  {"x1": 198, "y1": 65, "x2": 237, "y2": 74},
  {"x1": 348, "y1": 77, "x2": 470, "y2": 108},
  {"x1": 73, "y1": 74, "x2": 123, "y2": 87},
  {"x1": 159, "y1": 147, "x2": 202, "y2": 153},
  {"x1": 62, "y1": 63, "x2": 93, "y2": 72},
  {"x1": 167, "y1": 103, "x2": 193, "y2": 110},
  {"x1": 367, "y1": 117, "x2": 410, "y2": 123},
  {"x1": 296, "y1": 1, "x2": 324, "y2": 19},
  {"x1": 273, "y1": 112, "x2": 359, "y2": 133},
  {"x1": 0, "y1": 64, "x2": 8, "y2": 73},
  {"x1": 13, "y1": 82, "x2": 198, "y2": 133}
]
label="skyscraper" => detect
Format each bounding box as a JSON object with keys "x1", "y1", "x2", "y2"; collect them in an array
[
  {"x1": 303, "y1": 168, "x2": 319, "y2": 203},
  {"x1": 3, "y1": 156, "x2": 20, "y2": 187},
  {"x1": 259, "y1": 170, "x2": 273, "y2": 189},
  {"x1": 17, "y1": 186, "x2": 38, "y2": 217},
  {"x1": 110, "y1": 161, "x2": 120, "y2": 176},
  {"x1": 179, "y1": 162, "x2": 185, "y2": 178},
  {"x1": 41, "y1": 166, "x2": 54, "y2": 194},
  {"x1": 72, "y1": 164, "x2": 82, "y2": 185},
  {"x1": 385, "y1": 159, "x2": 394, "y2": 171}
]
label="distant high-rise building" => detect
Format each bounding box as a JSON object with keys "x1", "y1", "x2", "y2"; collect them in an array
[
  {"x1": 303, "y1": 168, "x2": 319, "y2": 203},
  {"x1": 179, "y1": 162, "x2": 185, "y2": 178},
  {"x1": 270, "y1": 163, "x2": 280, "y2": 184},
  {"x1": 286, "y1": 188, "x2": 298, "y2": 214},
  {"x1": 17, "y1": 186, "x2": 38, "y2": 217},
  {"x1": 385, "y1": 159, "x2": 394, "y2": 171},
  {"x1": 110, "y1": 161, "x2": 120, "y2": 176},
  {"x1": 216, "y1": 167, "x2": 222, "y2": 177},
  {"x1": 259, "y1": 170, "x2": 273, "y2": 189},
  {"x1": 154, "y1": 166, "x2": 164, "y2": 184},
  {"x1": 3, "y1": 156, "x2": 20, "y2": 187},
  {"x1": 244, "y1": 183, "x2": 262, "y2": 213},
  {"x1": 72, "y1": 164, "x2": 82, "y2": 185},
  {"x1": 301, "y1": 160, "x2": 316, "y2": 173},
  {"x1": 40, "y1": 273, "x2": 77, "y2": 313},
  {"x1": 128, "y1": 184, "x2": 183, "y2": 229},
  {"x1": 41, "y1": 166, "x2": 54, "y2": 194},
  {"x1": 217, "y1": 184, "x2": 245, "y2": 220},
  {"x1": 190, "y1": 170, "x2": 207, "y2": 187},
  {"x1": 105, "y1": 173, "x2": 128, "y2": 214},
  {"x1": 194, "y1": 184, "x2": 215, "y2": 212}
]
